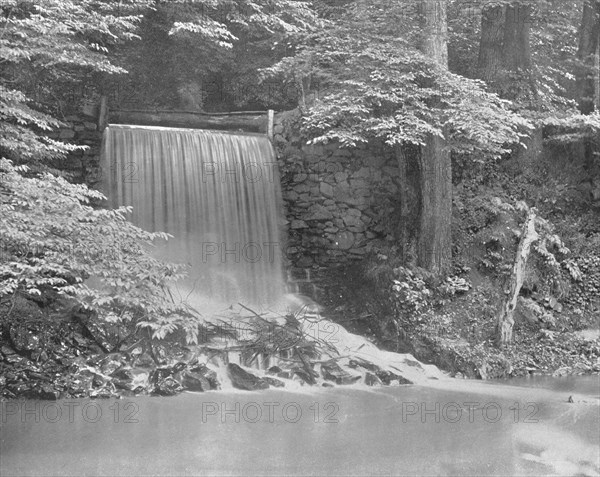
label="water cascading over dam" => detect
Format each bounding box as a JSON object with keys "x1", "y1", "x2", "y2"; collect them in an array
[{"x1": 102, "y1": 124, "x2": 287, "y2": 312}]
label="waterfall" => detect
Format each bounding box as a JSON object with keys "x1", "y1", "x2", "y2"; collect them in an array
[{"x1": 102, "y1": 124, "x2": 287, "y2": 313}]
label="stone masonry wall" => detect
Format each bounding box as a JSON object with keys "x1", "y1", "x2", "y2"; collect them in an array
[
  {"x1": 59, "y1": 106, "x2": 403, "y2": 272},
  {"x1": 273, "y1": 110, "x2": 402, "y2": 269},
  {"x1": 48, "y1": 105, "x2": 104, "y2": 187}
]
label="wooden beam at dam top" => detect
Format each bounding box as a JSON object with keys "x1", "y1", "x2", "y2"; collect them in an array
[{"x1": 107, "y1": 109, "x2": 271, "y2": 135}]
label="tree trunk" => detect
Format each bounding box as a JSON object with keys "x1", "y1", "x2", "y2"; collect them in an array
[
  {"x1": 503, "y1": 2, "x2": 532, "y2": 72},
  {"x1": 497, "y1": 210, "x2": 538, "y2": 346},
  {"x1": 396, "y1": 146, "x2": 410, "y2": 263},
  {"x1": 416, "y1": 0, "x2": 452, "y2": 275},
  {"x1": 478, "y1": 1, "x2": 534, "y2": 100},
  {"x1": 417, "y1": 133, "x2": 452, "y2": 274},
  {"x1": 477, "y1": 4, "x2": 505, "y2": 84},
  {"x1": 577, "y1": 0, "x2": 600, "y2": 114}
]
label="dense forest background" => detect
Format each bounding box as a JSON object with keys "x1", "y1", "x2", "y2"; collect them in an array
[{"x1": 1, "y1": 0, "x2": 600, "y2": 394}]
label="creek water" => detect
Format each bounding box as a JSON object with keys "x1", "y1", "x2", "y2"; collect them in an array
[{"x1": 1, "y1": 375, "x2": 598, "y2": 476}]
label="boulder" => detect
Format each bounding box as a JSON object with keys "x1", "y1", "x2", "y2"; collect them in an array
[
  {"x1": 376, "y1": 370, "x2": 413, "y2": 385},
  {"x1": 111, "y1": 366, "x2": 134, "y2": 381},
  {"x1": 364, "y1": 372, "x2": 383, "y2": 386},
  {"x1": 180, "y1": 370, "x2": 211, "y2": 392},
  {"x1": 321, "y1": 362, "x2": 361, "y2": 385},
  {"x1": 267, "y1": 365, "x2": 283, "y2": 375},
  {"x1": 227, "y1": 363, "x2": 270, "y2": 391},
  {"x1": 263, "y1": 377, "x2": 285, "y2": 388},
  {"x1": 153, "y1": 376, "x2": 183, "y2": 396},
  {"x1": 189, "y1": 363, "x2": 220, "y2": 389}
]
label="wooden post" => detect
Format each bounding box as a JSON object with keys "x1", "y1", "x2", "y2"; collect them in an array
[
  {"x1": 267, "y1": 109, "x2": 274, "y2": 142},
  {"x1": 497, "y1": 209, "x2": 539, "y2": 346}
]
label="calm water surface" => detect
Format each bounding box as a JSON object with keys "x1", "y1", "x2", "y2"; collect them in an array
[{"x1": 1, "y1": 376, "x2": 598, "y2": 476}]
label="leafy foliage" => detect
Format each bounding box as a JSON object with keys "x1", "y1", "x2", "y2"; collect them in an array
[
  {"x1": 113, "y1": 0, "x2": 319, "y2": 110},
  {"x1": 263, "y1": 0, "x2": 531, "y2": 158},
  {"x1": 0, "y1": 159, "x2": 202, "y2": 343},
  {"x1": 1, "y1": 0, "x2": 145, "y2": 161}
]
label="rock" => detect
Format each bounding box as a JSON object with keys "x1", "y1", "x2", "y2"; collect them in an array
[
  {"x1": 99, "y1": 354, "x2": 126, "y2": 375},
  {"x1": 343, "y1": 215, "x2": 364, "y2": 228},
  {"x1": 334, "y1": 231, "x2": 355, "y2": 250},
  {"x1": 276, "y1": 370, "x2": 294, "y2": 380},
  {"x1": 227, "y1": 363, "x2": 270, "y2": 391},
  {"x1": 321, "y1": 362, "x2": 361, "y2": 385},
  {"x1": 286, "y1": 191, "x2": 299, "y2": 201},
  {"x1": 112, "y1": 378, "x2": 135, "y2": 392},
  {"x1": 291, "y1": 220, "x2": 309, "y2": 230},
  {"x1": 306, "y1": 204, "x2": 334, "y2": 221},
  {"x1": 267, "y1": 365, "x2": 283, "y2": 375},
  {"x1": 349, "y1": 248, "x2": 367, "y2": 255},
  {"x1": 25, "y1": 385, "x2": 60, "y2": 400},
  {"x1": 111, "y1": 367, "x2": 133, "y2": 381},
  {"x1": 153, "y1": 376, "x2": 183, "y2": 396},
  {"x1": 376, "y1": 370, "x2": 413, "y2": 385},
  {"x1": 180, "y1": 370, "x2": 211, "y2": 392},
  {"x1": 149, "y1": 366, "x2": 174, "y2": 385},
  {"x1": 189, "y1": 363, "x2": 219, "y2": 389},
  {"x1": 294, "y1": 173, "x2": 308, "y2": 183},
  {"x1": 334, "y1": 171, "x2": 348, "y2": 182},
  {"x1": 292, "y1": 369, "x2": 316, "y2": 385},
  {"x1": 263, "y1": 377, "x2": 285, "y2": 388},
  {"x1": 296, "y1": 256, "x2": 314, "y2": 267},
  {"x1": 350, "y1": 179, "x2": 368, "y2": 189},
  {"x1": 1, "y1": 345, "x2": 16, "y2": 356},
  {"x1": 320, "y1": 182, "x2": 334, "y2": 198},
  {"x1": 364, "y1": 372, "x2": 383, "y2": 386}
]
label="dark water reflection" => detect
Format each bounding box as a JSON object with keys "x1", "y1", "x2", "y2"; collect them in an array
[{"x1": 1, "y1": 377, "x2": 598, "y2": 476}]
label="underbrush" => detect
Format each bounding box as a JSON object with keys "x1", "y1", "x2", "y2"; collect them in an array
[{"x1": 318, "y1": 158, "x2": 600, "y2": 379}]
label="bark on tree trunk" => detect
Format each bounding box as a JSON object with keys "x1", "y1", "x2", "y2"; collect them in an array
[
  {"x1": 497, "y1": 210, "x2": 538, "y2": 346},
  {"x1": 396, "y1": 147, "x2": 410, "y2": 263},
  {"x1": 416, "y1": 0, "x2": 452, "y2": 275},
  {"x1": 477, "y1": 5, "x2": 505, "y2": 84},
  {"x1": 478, "y1": 1, "x2": 534, "y2": 100},
  {"x1": 503, "y1": 2, "x2": 532, "y2": 72},
  {"x1": 577, "y1": 0, "x2": 600, "y2": 114},
  {"x1": 417, "y1": 133, "x2": 452, "y2": 275}
]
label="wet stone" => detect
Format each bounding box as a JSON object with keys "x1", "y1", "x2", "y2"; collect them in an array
[
  {"x1": 227, "y1": 363, "x2": 270, "y2": 391},
  {"x1": 153, "y1": 376, "x2": 183, "y2": 396},
  {"x1": 267, "y1": 365, "x2": 283, "y2": 375},
  {"x1": 364, "y1": 372, "x2": 383, "y2": 386},
  {"x1": 189, "y1": 363, "x2": 219, "y2": 389},
  {"x1": 263, "y1": 377, "x2": 285, "y2": 388},
  {"x1": 180, "y1": 370, "x2": 211, "y2": 392}
]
